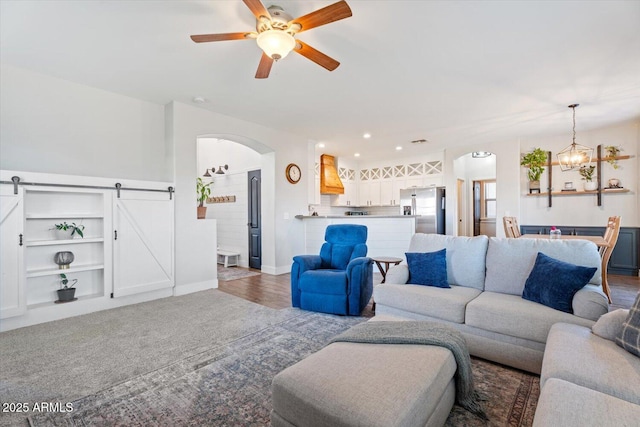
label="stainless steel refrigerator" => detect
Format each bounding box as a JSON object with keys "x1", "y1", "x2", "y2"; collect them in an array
[{"x1": 400, "y1": 187, "x2": 446, "y2": 234}]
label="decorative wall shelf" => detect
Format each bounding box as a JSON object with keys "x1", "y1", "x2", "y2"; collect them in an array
[
  {"x1": 527, "y1": 188, "x2": 630, "y2": 197},
  {"x1": 534, "y1": 145, "x2": 633, "y2": 207},
  {"x1": 26, "y1": 264, "x2": 105, "y2": 278},
  {"x1": 25, "y1": 237, "x2": 105, "y2": 247},
  {"x1": 25, "y1": 214, "x2": 104, "y2": 219}
]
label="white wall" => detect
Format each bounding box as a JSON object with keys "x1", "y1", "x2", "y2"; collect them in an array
[
  {"x1": 197, "y1": 138, "x2": 261, "y2": 267},
  {"x1": 168, "y1": 101, "x2": 310, "y2": 278},
  {"x1": 0, "y1": 65, "x2": 168, "y2": 181}
]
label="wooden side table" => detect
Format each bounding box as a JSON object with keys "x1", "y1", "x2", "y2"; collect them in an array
[{"x1": 372, "y1": 256, "x2": 403, "y2": 284}]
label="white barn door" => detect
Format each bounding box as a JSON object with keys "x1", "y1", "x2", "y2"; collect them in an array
[
  {"x1": 113, "y1": 192, "x2": 174, "y2": 297},
  {"x1": 0, "y1": 185, "x2": 25, "y2": 318}
]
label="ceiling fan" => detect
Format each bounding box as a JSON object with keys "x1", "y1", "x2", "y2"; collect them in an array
[{"x1": 190, "y1": 0, "x2": 352, "y2": 79}]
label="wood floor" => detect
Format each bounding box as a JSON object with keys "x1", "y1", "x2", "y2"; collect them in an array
[{"x1": 218, "y1": 269, "x2": 639, "y2": 313}]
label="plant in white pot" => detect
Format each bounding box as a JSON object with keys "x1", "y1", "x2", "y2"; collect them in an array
[
  {"x1": 520, "y1": 148, "x2": 547, "y2": 193},
  {"x1": 53, "y1": 222, "x2": 84, "y2": 240},
  {"x1": 579, "y1": 165, "x2": 597, "y2": 191},
  {"x1": 197, "y1": 177, "x2": 213, "y2": 219},
  {"x1": 57, "y1": 273, "x2": 78, "y2": 302}
]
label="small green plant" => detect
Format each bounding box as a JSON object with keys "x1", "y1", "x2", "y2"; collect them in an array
[
  {"x1": 54, "y1": 222, "x2": 84, "y2": 238},
  {"x1": 520, "y1": 148, "x2": 548, "y2": 181},
  {"x1": 60, "y1": 273, "x2": 70, "y2": 289},
  {"x1": 604, "y1": 145, "x2": 622, "y2": 169},
  {"x1": 197, "y1": 177, "x2": 213, "y2": 207},
  {"x1": 579, "y1": 165, "x2": 596, "y2": 181}
]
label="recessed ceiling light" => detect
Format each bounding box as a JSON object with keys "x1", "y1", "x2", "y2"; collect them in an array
[
  {"x1": 317, "y1": 143, "x2": 325, "y2": 148},
  {"x1": 192, "y1": 96, "x2": 207, "y2": 104},
  {"x1": 354, "y1": 153, "x2": 361, "y2": 157},
  {"x1": 363, "y1": 133, "x2": 371, "y2": 139},
  {"x1": 395, "y1": 146, "x2": 403, "y2": 151}
]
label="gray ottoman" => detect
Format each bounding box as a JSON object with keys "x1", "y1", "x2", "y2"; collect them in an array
[{"x1": 271, "y1": 341, "x2": 456, "y2": 427}]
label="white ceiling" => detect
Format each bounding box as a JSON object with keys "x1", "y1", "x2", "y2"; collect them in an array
[{"x1": 2, "y1": 1, "x2": 639, "y2": 161}]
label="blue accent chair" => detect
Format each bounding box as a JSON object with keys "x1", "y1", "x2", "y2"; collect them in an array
[{"x1": 291, "y1": 224, "x2": 373, "y2": 315}]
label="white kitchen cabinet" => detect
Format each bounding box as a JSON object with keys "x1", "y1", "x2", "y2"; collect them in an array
[{"x1": 332, "y1": 167, "x2": 358, "y2": 207}]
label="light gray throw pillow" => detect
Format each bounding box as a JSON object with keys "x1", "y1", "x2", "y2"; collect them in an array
[{"x1": 592, "y1": 309, "x2": 629, "y2": 341}]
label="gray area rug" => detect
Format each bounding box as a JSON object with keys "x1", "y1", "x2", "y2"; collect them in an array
[
  {"x1": 217, "y1": 266, "x2": 261, "y2": 281},
  {"x1": 0, "y1": 290, "x2": 298, "y2": 427},
  {"x1": 25, "y1": 309, "x2": 540, "y2": 426}
]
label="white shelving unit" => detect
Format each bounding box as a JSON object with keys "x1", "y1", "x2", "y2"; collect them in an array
[
  {"x1": 1, "y1": 171, "x2": 175, "y2": 331},
  {"x1": 22, "y1": 187, "x2": 110, "y2": 308}
]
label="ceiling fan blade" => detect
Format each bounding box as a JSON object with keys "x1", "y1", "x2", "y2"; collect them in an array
[
  {"x1": 243, "y1": 0, "x2": 271, "y2": 21},
  {"x1": 290, "y1": 0, "x2": 352, "y2": 33},
  {"x1": 255, "y1": 53, "x2": 274, "y2": 79},
  {"x1": 294, "y1": 40, "x2": 340, "y2": 71},
  {"x1": 190, "y1": 32, "x2": 250, "y2": 43}
]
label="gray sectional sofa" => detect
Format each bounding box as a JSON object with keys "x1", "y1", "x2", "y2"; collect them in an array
[
  {"x1": 533, "y1": 322, "x2": 640, "y2": 426},
  {"x1": 374, "y1": 233, "x2": 610, "y2": 374}
]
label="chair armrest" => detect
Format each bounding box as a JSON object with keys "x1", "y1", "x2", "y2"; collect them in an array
[
  {"x1": 292, "y1": 255, "x2": 322, "y2": 274},
  {"x1": 385, "y1": 264, "x2": 409, "y2": 284},
  {"x1": 346, "y1": 257, "x2": 374, "y2": 314}
]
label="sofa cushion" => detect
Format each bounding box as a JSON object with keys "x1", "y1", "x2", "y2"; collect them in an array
[
  {"x1": 406, "y1": 234, "x2": 488, "y2": 290},
  {"x1": 485, "y1": 238, "x2": 602, "y2": 296},
  {"x1": 541, "y1": 322, "x2": 640, "y2": 405},
  {"x1": 592, "y1": 309, "x2": 629, "y2": 341},
  {"x1": 374, "y1": 284, "x2": 481, "y2": 324},
  {"x1": 533, "y1": 378, "x2": 640, "y2": 427},
  {"x1": 405, "y1": 249, "x2": 449, "y2": 288},
  {"x1": 466, "y1": 292, "x2": 595, "y2": 344},
  {"x1": 616, "y1": 292, "x2": 640, "y2": 358},
  {"x1": 522, "y1": 252, "x2": 597, "y2": 314}
]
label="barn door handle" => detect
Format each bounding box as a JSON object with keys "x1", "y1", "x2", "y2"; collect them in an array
[{"x1": 114, "y1": 230, "x2": 118, "y2": 240}]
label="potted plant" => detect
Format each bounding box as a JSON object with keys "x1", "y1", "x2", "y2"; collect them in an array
[
  {"x1": 579, "y1": 165, "x2": 597, "y2": 191},
  {"x1": 520, "y1": 148, "x2": 548, "y2": 193},
  {"x1": 57, "y1": 273, "x2": 78, "y2": 302},
  {"x1": 197, "y1": 177, "x2": 213, "y2": 219},
  {"x1": 604, "y1": 145, "x2": 622, "y2": 169},
  {"x1": 53, "y1": 222, "x2": 85, "y2": 239}
]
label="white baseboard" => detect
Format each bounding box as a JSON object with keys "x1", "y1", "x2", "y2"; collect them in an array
[
  {"x1": 173, "y1": 279, "x2": 217, "y2": 296},
  {"x1": 260, "y1": 265, "x2": 291, "y2": 275}
]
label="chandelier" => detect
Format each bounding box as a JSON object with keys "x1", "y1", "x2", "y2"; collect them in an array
[{"x1": 557, "y1": 104, "x2": 593, "y2": 171}]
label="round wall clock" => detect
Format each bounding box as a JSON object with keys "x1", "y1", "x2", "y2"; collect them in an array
[{"x1": 285, "y1": 163, "x2": 301, "y2": 184}]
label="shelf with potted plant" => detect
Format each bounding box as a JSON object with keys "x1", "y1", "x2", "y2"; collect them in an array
[{"x1": 525, "y1": 144, "x2": 632, "y2": 206}]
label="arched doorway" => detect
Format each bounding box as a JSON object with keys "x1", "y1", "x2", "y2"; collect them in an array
[
  {"x1": 453, "y1": 152, "x2": 497, "y2": 237},
  {"x1": 197, "y1": 136, "x2": 271, "y2": 270}
]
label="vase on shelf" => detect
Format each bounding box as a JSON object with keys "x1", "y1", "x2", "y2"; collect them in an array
[
  {"x1": 54, "y1": 251, "x2": 74, "y2": 269},
  {"x1": 584, "y1": 181, "x2": 597, "y2": 191},
  {"x1": 54, "y1": 229, "x2": 72, "y2": 240}
]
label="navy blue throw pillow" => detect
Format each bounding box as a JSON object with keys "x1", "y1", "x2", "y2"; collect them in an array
[
  {"x1": 405, "y1": 249, "x2": 449, "y2": 288},
  {"x1": 522, "y1": 252, "x2": 597, "y2": 313}
]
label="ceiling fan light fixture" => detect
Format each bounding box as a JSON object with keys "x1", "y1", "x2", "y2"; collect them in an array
[{"x1": 257, "y1": 29, "x2": 295, "y2": 60}]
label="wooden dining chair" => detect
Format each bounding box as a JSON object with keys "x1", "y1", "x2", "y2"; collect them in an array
[
  {"x1": 503, "y1": 216, "x2": 521, "y2": 238},
  {"x1": 599, "y1": 216, "x2": 621, "y2": 303}
]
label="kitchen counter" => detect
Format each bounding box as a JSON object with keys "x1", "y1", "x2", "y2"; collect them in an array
[
  {"x1": 295, "y1": 215, "x2": 418, "y2": 219},
  {"x1": 296, "y1": 215, "x2": 416, "y2": 258}
]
